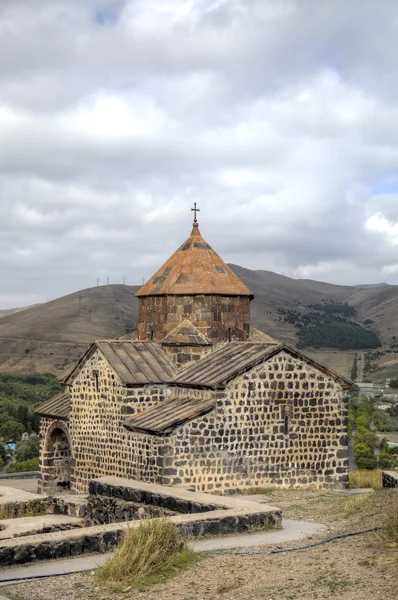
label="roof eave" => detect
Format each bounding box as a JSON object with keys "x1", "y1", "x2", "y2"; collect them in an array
[{"x1": 135, "y1": 291, "x2": 254, "y2": 299}]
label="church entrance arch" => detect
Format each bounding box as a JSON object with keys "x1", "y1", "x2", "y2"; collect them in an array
[{"x1": 43, "y1": 422, "x2": 72, "y2": 489}]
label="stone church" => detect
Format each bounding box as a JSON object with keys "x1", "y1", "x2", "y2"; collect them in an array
[{"x1": 37, "y1": 217, "x2": 350, "y2": 495}]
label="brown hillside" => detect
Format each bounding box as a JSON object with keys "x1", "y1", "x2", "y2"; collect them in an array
[
  {"x1": 0, "y1": 285, "x2": 139, "y2": 373},
  {"x1": 0, "y1": 268, "x2": 397, "y2": 374}
]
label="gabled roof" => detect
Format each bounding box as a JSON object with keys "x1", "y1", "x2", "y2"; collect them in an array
[
  {"x1": 65, "y1": 340, "x2": 176, "y2": 386},
  {"x1": 135, "y1": 221, "x2": 253, "y2": 298},
  {"x1": 175, "y1": 342, "x2": 352, "y2": 389},
  {"x1": 249, "y1": 327, "x2": 278, "y2": 343},
  {"x1": 161, "y1": 320, "x2": 212, "y2": 346},
  {"x1": 35, "y1": 392, "x2": 70, "y2": 420},
  {"x1": 122, "y1": 395, "x2": 215, "y2": 435}
]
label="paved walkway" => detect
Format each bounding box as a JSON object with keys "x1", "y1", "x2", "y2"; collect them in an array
[{"x1": 0, "y1": 519, "x2": 326, "y2": 587}]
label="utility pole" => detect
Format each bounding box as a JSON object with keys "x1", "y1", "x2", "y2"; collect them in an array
[
  {"x1": 96, "y1": 278, "x2": 99, "y2": 287},
  {"x1": 107, "y1": 276, "x2": 109, "y2": 285},
  {"x1": 123, "y1": 276, "x2": 125, "y2": 285}
]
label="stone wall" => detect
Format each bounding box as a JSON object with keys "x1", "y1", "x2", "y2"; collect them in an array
[
  {"x1": 167, "y1": 351, "x2": 348, "y2": 492},
  {"x1": 0, "y1": 478, "x2": 281, "y2": 566},
  {"x1": 382, "y1": 471, "x2": 398, "y2": 488},
  {"x1": 41, "y1": 348, "x2": 348, "y2": 495},
  {"x1": 68, "y1": 349, "x2": 173, "y2": 494},
  {"x1": 161, "y1": 343, "x2": 213, "y2": 369},
  {"x1": 39, "y1": 417, "x2": 72, "y2": 493},
  {"x1": 138, "y1": 295, "x2": 250, "y2": 344}
]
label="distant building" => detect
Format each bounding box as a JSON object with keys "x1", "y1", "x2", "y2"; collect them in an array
[{"x1": 36, "y1": 216, "x2": 350, "y2": 495}]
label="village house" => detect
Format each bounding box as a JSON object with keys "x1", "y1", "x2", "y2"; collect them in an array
[{"x1": 36, "y1": 215, "x2": 350, "y2": 495}]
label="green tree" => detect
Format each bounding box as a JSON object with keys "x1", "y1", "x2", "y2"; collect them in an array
[
  {"x1": 7, "y1": 457, "x2": 39, "y2": 473},
  {"x1": 0, "y1": 420, "x2": 25, "y2": 442},
  {"x1": 389, "y1": 379, "x2": 398, "y2": 389},
  {"x1": 378, "y1": 451, "x2": 396, "y2": 469},
  {"x1": 15, "y1": 435, "x2": 40, "y2": 462},
  {"x1": 356, "y1": 455, "x2": 378, "y2": 470}
]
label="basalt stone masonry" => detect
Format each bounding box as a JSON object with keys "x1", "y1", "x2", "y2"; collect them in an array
[
  {"x1": 37, "y1": 218, "x2": 351, "y2": 495},
  {"x1": 382, "y1": 471, "x2": 398, "y2": 488},
  {"x1": 0, "y1": 477, "x2": 282, "y2": 566}
]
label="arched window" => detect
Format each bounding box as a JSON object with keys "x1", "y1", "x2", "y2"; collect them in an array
[
  {"x1": 228, "y1": 328, "x2": 232, "y2": 342},
  {"x1": 150, "y1": 330, "x2": 154, "y2": 340}
]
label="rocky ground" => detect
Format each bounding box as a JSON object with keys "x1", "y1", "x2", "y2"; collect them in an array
[{"x1": 4, "y1": 488, "x2": 398, "y2": 600}]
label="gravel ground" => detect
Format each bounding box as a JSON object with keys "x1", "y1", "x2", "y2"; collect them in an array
[{"x1": 4, "y1": 489, "x2": 398, "y2": 600}]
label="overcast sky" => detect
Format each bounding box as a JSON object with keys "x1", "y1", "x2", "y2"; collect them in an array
[{"x1": 2, "y1": 0, "x2": 398, "y2": 308}]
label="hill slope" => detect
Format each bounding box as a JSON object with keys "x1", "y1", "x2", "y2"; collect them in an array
[{"x1": 0, "y1": 267, "x2": 398, "y2": 374}]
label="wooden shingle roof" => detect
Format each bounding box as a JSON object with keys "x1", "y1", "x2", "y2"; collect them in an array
[
  {"x1": 35, "y1": 392, "x2": 70, "y2": 420},
  {"x1": 175, "y1": 342, "x2": 352, "y2": 389},
  {"x1": 122, "y1": 395, "x2": 215, "y2": 434},
  {"x1": 65, "y1": 341, "x2": 176, "y2": 386},
  {"x1": 135, "y1": 221, "x2": 253, "y2": 298}
]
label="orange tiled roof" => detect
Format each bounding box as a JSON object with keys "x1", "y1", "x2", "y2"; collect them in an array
[{"x1": 136, "y1": 222, "x2": 254, "y2": 297}]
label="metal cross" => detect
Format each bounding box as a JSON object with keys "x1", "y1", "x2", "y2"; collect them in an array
[{"x1": 191, "y1": 202, "x2": 200, "y2": 222}]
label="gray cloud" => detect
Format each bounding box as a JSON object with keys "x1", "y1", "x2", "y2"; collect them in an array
[{"x1": 1, "y1": 0, "x2": 398, "y2": 307}]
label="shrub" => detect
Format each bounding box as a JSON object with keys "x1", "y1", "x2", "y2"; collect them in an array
[
  {"x1": 354, "y1": 430, "x2": 378, "y2": 454},
  {"x1": 15, "y1": 435, "x2": 40, "y2": 462},
  {"x1": 356, "y1": 456, "x2": 379, "y2": 471},
  {"x1": 378, "y1": 451, "x2": 397, "y2": 470},
  {"x1": 95, "y1": 519, "x2": 200, "y2": 590},
  {"x1": 7, "y1": 457, "x2": 39, "y2": 473},
  {"x1": 353, "y1": 442, "x2": 371, "y2": 458}
]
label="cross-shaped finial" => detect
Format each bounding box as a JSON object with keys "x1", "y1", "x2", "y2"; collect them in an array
[{"x1": 191, "y1": 202, "x2": 200, "y2": 222}]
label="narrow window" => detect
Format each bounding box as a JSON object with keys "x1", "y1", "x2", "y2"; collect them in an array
[
  {"x1": 150, "y1": 330, "x2": 154, "y2": 340},
  {"x1": 93, "y1": 370, "x2": 99, "y2": 393},
  {"x1": 228, "y1": 327, "x2": 232, "y2": 342},
  {"x1": 284, "y1": 415, "x2": 289, "y2": 435}
]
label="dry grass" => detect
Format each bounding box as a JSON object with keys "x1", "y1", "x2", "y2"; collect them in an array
[
  {"x1": 242, "y1": 486, "x2": 274, "y2": 495},
  {"x1": 349, "y1": 470, "x2": 383, "y2": 490},
  {"x1": 95, "y1": 518, "x2": 200, "y2": 590},
  {"x1": 374, "y1": 492, "x2": 398, "y2": 549},
  {"x1": 343, "y1": 494, "x2": 370, "y2": 516},
  {"x1": 0, "y1": 500, "x2": 46, "y2": 520}
]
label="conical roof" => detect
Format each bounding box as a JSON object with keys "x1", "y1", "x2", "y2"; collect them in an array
[{"x1": 136, "y1": 221, "x2": 253, "y2": 297}]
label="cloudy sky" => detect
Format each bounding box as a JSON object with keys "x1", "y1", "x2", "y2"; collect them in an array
[{"x1": 2, "y1": 0, "x2": 398, "y2": 308}]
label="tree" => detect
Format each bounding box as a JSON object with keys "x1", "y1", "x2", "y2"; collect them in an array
[
  {"x1": 0, "y1": 420, "x2": 25, "y2": 442},
  {"x1": 389, "y1": 379, "x2": 398, "y2": 389},
  {"x1": 378, "y1": 451, "x2": 396, "y2": 469},
  {"x1": 356, "y1": 455, "x2": 378, "y2": 470},
  {"x1": 15, "y1": 435, "x2": 40, "y2": 462}
]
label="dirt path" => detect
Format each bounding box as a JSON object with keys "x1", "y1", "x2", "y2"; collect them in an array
[{"x1": 5, "y1": 489, "x2": 398, "y2": 600}]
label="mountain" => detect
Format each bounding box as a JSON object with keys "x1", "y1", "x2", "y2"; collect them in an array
[
  {"x1": 0, "y1": 267, "x2": 398, "y2": 374},
  {"x1": 354, "y1": 283, "x2": 389, "y2": 289}
]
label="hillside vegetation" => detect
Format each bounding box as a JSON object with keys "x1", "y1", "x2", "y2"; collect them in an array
[{"x1": 0, "y1": 266, "x2": 397, "y2": 374}]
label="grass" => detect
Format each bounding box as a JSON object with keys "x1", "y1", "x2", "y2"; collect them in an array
[
  {"x1": 349, "y1": 470, "x2": 383, "y2": 490},
  {"x1": 242, "y1": 486, "x2": 274, "y2": 495},
  {"x1": 95, "y1": 518, "x2": 201, "y2": 590},
  {"x1": 313, "y1": 574, "x2": 354, "y2": 595},
  {"x1": 374, "y1": 491, "x2": 398, "y2": 549},
  {"x1": 343, "y1": 494, "x2": 370, "y2": 516},
  {"x1": 0, "y1": 500, "x2": 46, "y2": 520}
]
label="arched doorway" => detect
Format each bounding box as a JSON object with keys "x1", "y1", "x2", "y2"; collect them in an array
[{"x1": 43, "y1": 424, "x2": 72, "y2": 490}]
